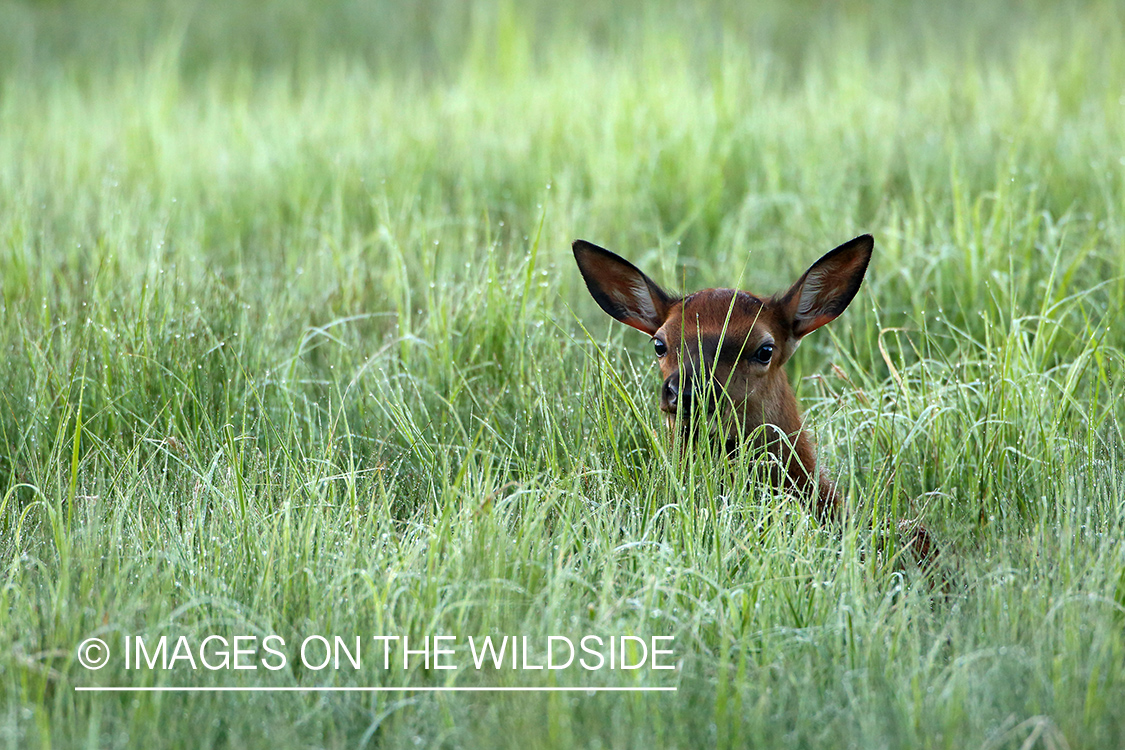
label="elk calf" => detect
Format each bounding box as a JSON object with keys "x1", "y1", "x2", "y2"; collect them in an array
[{"x1": 573, "y1": 235, "x2": 874, "y2": 523}]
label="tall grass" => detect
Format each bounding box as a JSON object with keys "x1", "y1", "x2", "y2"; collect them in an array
[{"x1": 2, "y1": 1, "x2": 1124, "y2": 747}]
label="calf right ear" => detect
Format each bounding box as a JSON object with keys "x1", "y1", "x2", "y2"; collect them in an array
[
  {"x1": 572, "y1": 240, "x2": 676, "y2": 336},
  {"x1": 778, "y1": 234, "x2": 873, "y2": 339}
]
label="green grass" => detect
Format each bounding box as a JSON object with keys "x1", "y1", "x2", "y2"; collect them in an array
[{"x1": 2, "y1": 0, "x2": 1125, "y2": 747}]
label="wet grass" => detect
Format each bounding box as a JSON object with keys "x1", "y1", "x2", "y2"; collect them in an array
[{"x1": 2, "y1": 1, "x2": 1124, "y2": 747}]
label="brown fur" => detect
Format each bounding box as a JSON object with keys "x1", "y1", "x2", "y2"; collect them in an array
[{"x1": 572, "y1": 235, "x2": 873, "y2": 525}]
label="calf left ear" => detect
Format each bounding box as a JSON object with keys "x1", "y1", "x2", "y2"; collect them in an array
[
  {"x1": 572, "y1": 239, "x2": 676, "y2": 336},
  {"x1": 778, "y1": 234, "x2": 873, "y2": 338}
]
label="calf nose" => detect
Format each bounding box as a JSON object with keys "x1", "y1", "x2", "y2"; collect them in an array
[
  {"x1": 661, "y1": 375, "x2": 692, "y2": 414},
  {"x1": 661, "y1": 377, "x2": 678, "y2": 413}
]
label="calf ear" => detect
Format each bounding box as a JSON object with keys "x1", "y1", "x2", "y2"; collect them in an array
[
  {"x1": 778, "y1": 235, "x2": 873, "y2": 338},
  {"x1": 572, "y1": 240, "x2": 675, "y2": 335}
]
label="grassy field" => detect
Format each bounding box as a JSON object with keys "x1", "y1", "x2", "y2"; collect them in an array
[{"x1": 2, "y1": 1, "x2": 1125, "y2": 747}]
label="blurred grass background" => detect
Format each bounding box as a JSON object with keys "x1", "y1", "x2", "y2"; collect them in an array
[{"x1": 1, "y1": 1, "x2": 1124, "y2": 748}]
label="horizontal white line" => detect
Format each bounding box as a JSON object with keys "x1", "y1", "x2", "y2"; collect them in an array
[{"x1": 75, "y1": 686, "x2": 676, "y2": 693}]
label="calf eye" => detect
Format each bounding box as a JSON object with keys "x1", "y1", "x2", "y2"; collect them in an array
[
  {"x1": 752, "y1": 343, "x2": 774, "y2": 364},
  {"x1": 653, "y1": 338, "x2": 668, "y2": 357}
]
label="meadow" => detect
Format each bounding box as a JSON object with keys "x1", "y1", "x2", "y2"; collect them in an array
[{"x1": 2, "y1": 1, "x2": 1124, "y2": 747}]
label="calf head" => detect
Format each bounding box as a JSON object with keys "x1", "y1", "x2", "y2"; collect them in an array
[{"x1": 573, "y1": 234, "x2": 874, "y2": 519}]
